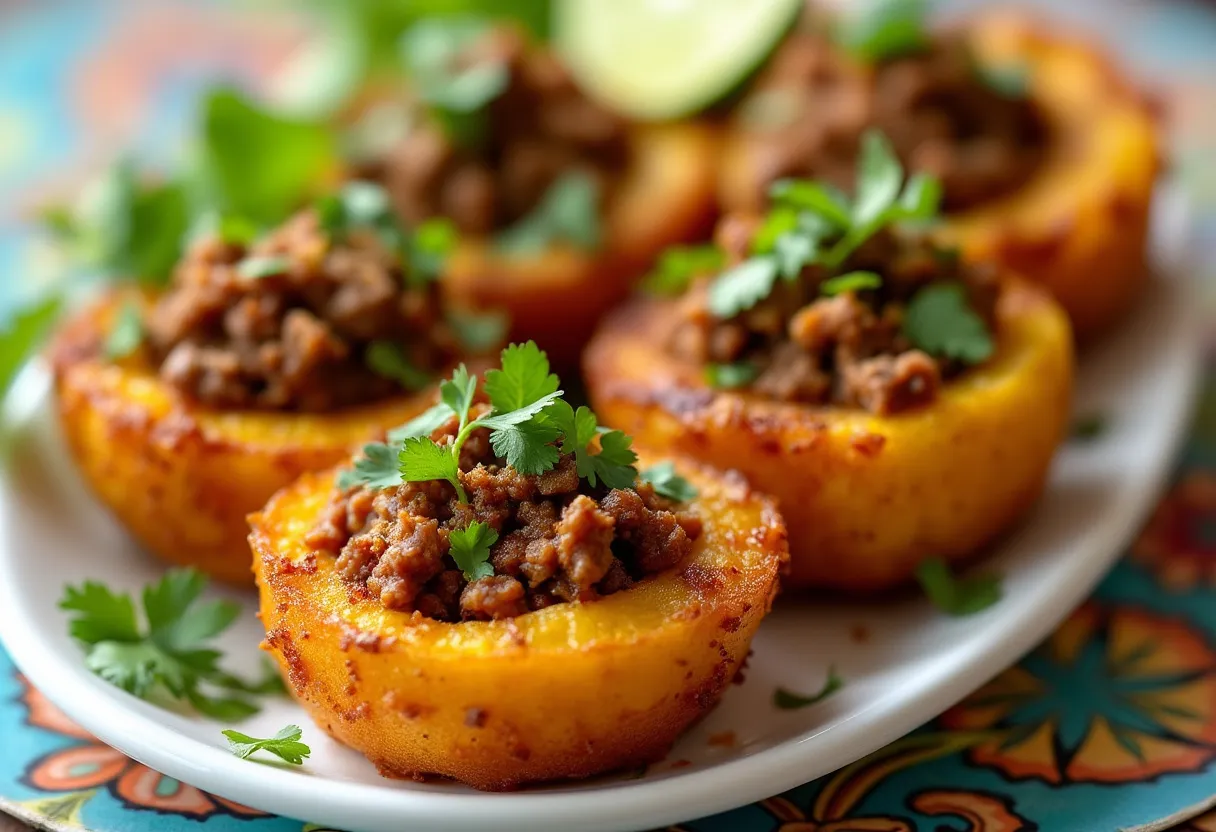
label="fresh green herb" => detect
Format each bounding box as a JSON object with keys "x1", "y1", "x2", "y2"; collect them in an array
[
  {"x1": 820, "y1": 270, "x2": 882, "y2": 296},
  {"x1": 199, "y1": 88, "x2": 337, "y2": 229},
  {"x1": 548, "y1": 400, "x2": 638, "y2": 489},
  {"x1": 400, "y1": 17, "x2": 509, "y2": 148},
  {"x1": 223, "y1": 724, "x2": 311, "y2": 766},
  {"x1": 640, "y1": 461, "x2": 697, "y2": 502},
  {"x1": 60, "y1": 569, "x2": 274, "y2": 719},
  {"x1": 915, "y1": 558, "x2": 1002, "y2": 616},
  {"x1": 317, "y1": 0, "x2": 549, "y2": 85},
  {"x1": 316, "y1": 182, "x2": 454, "y2": 286},
  {"x1": 448, "y1": 520, "x2": 498, "y2": 581},
  {"x1": 446, "y1": 307, "x2": 510, "y2": 353},
  {"x1": 902, "y1": 283, "x2": 994, "y2": 365},
  {"x1": 705, "y1": 362, "x2": 759, "y2": 389},
  {"x1": 642, "y1": 245, "x2": 726, "y2": 296},
  {"x1": 365, "y1": 341, "x2": 432, "y2": 391},
  {"x1": 342, "y1": 342, "x2": 640, "y2": 497},
  {"x1": 1072, "y1": 413, "x2": 1108, "y2": 441},
  {"x1": 773, "y1": 666, "x2": 844, "y2": 709},
  {"x1": 496, "y1": 172, "x2": 601, "y2": 256},
  {"x1": 104, "y1": 301, "x2": 144, "y2": 360},
  {"x1": 336, "y1": 441, "x2": 404, "y2": 490},
  {"x1": 978, "y1": 63, "x2": 1031, "y2": 99},
  {"x1": 42, "y1": 160, "x2": 189, "y2": 286},
  {"x1": 0, "y1": 297, "x2": 61, "y2": 398},
  {"x1": 236, "y1": 255, "x2": 291, "y2": 280},
  {"x1": 707, "y1": 130, "x2": 940, "y2": 318},
  {"x1": 834, "y1": 0, "x2": 930, "y2": 63}
]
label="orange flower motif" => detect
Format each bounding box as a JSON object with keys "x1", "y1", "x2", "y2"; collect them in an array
[
  {"x1": 1134, "y1": 472, "x2": 1216, "y2": 590},
  {"x1": 752, "y1": 789, "x2": 1030, "y2": 831},
  {"x1": 939, "y1": 602, "x2": 1216, "y2": 785},
  {"x1": 19, "y1": 677, "x2": 266, "y2": 819}
]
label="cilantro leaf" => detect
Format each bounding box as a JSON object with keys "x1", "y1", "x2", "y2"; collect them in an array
[
  {"x1": 821, "y1": 271, "x2": 882, "y2": 296},
  {"x1": 61, "y1": 569, "x2": 274, "y2": 717},
  {"x1": 223, "y1": 724, "x2": 311, "y2": 766},
  {"x1": 337, "y1": 441, "x2": 405, "y2": 490},
  {"x1": 488, "y1": 418, "x2": 562, "y2": 475},
  {"x1": 705, "y1": 362, "x2": 759, "y2": 389},
  {"x1": 770, "y1": 179, "x2": 851, "y2": 229},
  {"x1": 59, "y1": 581, "x2": 141, "y2": 644},
  {"x1": 387, "y1": 403, "x2": 455, "y2": 443},
  {"x1": 43, "y1": 160, "x2": 189, "y2": 286},
  {"x1": 834, "y1": 0, "x2": 930, "y2": 63},
  {"x1": 399, "y1": 436, "x2": 464, "y2": 499},
  {"x1": 774, "y1": 667, "x2": 844, "y2": 709},
  {"x1": 642, "y1": 245, "x2": 725, "y2": 296},
  {"x1": 915, "y1": 558, "x2": 1002, "y2": 616},
  {"x1": 236, "y1": 255, "x2": 291, "y2": 280},
  {"x1": 708, "y1": 257, "x2": 780, "y2": 318},
  {"x1": 101, "y1": 301, "x2": 143, "y2": 361},
  {"x1": 366, "y1": 341, "x2": 431, "y2": 391},
  {"x1": 580, "y1": 430, "x2": 638, "y2": 490},
  {"x1": 902, "y1": 283, "x2": 994, "y2": 365},
  {"x1": 409, "y1": 217, "x2": 458, "y2": 282},
  {"x1": 0, "y1": 297, "x2": 59, "y2": 399},
  {"x1": 440, "y1": 364, "x2": 479, "y2": 427},
  {"x1": 640, "y1": 461, "x2": 697, "y2": 502},
  {"x1": 446, "y1": 307, "x2": 509, "y2": 353},
  {"x1": 448, "y1": 521, "x2": 498, "y2": 581},
  {"x1": 548, "y1": 400, "x2": 599, "y2": 456},
  {"x1": 496, "y1": 172, "x2": 601, "y2": 256},
  {"x1": 198, "y1": 88, "x2": 336, "y2": 228},
  {"x1": 483, "y1": 341, "x2": 559, "y2": 413},
  {"x1": 897, "y1": 172, "x2": 942, "y2": 220}
]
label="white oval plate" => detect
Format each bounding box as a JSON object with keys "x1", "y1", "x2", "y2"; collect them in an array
[{"x1": 0, "y1": 193, "x2": 1201, "y2": 832}]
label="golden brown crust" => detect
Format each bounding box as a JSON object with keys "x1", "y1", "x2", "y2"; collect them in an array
[
  {"x1": 51, "y1": 291, "x2": 451, "y2": 584},
  {"x1": 442, "y1": 122, "x2": 719, "y2": 366},
  {"x1": 584, "y1": 278, "x2": 1074, "y2": 591},
  {"x1": 251, "y1": 455, "x2": 787, "y2": 790}
]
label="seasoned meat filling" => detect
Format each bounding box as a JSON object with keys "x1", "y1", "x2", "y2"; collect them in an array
[
  {"x1": 736, "y1": 30, "x2": 1047, "y2": 212},
  {"x1": 369, "y1": 25, "x2": 629, "y2": 235},
  {"x1": 146, "y1": 210, "x2": 458, "y2": 412},
  {"x1": 307, "y1": 406, "x2": 702, "y2": 620},
  {"x1": 671, "y1": 218, "x2": 1000, "y2": 415}
]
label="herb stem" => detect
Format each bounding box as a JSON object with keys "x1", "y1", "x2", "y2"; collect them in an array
[{"x1": 448, "y1": 420, "x2": 482, "y2": 504}]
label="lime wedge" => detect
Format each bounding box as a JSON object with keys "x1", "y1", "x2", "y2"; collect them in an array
[{"x1": 556, "y1": 0, "x2": 804, "y2": 119}]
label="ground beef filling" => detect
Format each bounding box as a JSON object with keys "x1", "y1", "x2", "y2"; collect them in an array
[
  {"x1": 306, "y1": 413, "x2": 702, "y2": 620},
  {"x1": 671, "y1": 219, "x2": 1000, "y2": 415},
  {"x1": 367, "y1": 25, "x2": 629, "y2": 235},
  {"x1": 736, "y1": 30, "x2": 1047, "y2": 212},
  {"x1": 145, "y1": 210, "x2": 458, "y2": 412}
]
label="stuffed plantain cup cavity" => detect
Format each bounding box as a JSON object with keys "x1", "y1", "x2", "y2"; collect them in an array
[
  {"x1": 587, "y1": 134, "x2": 1074, "y2": 592},
  {"x1": 717, "y1": 8, "x2": 1160, "y2": 339},
  {"x1": 352, "y1": 20, "x2": 718, "y2": 362},
  {"x1": 251, "y1": 344, "x2": 787, "y2": 789},
  {"x1": 51, "y1": 200, "x2": 496, "y2": 585}
]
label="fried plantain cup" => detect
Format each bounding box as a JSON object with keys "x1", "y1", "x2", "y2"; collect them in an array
[
  {"x1": 719, "y1": 14, "x2": 1160, "y2": 339},
  {"x1": 442, "y1": 122, "x2": 719, "y2": 362},
  {"x1": 50, "y1": 292, "x2": 448, "y2": 585},
  {"x1": 584, "y1": 278, "x2": 1073, "y2": 592},
  {"x1": 250, "y1": 457, "x2": 787, "y2": 790}
]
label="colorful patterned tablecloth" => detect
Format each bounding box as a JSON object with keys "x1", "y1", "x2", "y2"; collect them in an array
[{"x1": 3, "y1": 1, "x2": 1216, "y2": 831}]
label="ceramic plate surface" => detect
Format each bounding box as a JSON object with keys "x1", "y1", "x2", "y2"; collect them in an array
[{"x1": 0, "y1": 194, "x2": 1201, "y2": 832}]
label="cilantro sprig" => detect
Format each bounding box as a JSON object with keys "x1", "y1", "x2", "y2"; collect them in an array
[
  {"x1": 496, "y1": 172, "x2": 602, "y2": 256},
  {"x1": 0, "y1": 297, "x2": 61, "y2": 399},
  {"x1": 223, "y1": 724, "x2": 311, "y2": 766},
  {"x1": 449, "y1": 520, "x2": 498, "y2": 581},
  {"x1": 640, "y1": 461, "x2": 698, "y2": 502},
  {"x1": 340, "y1": 342, "x2": 639, "y2": 499},
  {"x1": 915, "y1": 558, "x2": 1002, "y2": 616},
  {"x1": 834, "y1": 0, "x2": 931, "y2": 63},
  {"x1": 774, "y1": 666, "x2": 845, "y2": 709},
  {"x1": 708, "y1": 130, "x2": 941, "y2": 319},
  {"x1": 61, "y1": 569, "x2": 281, "y2": 719}
]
